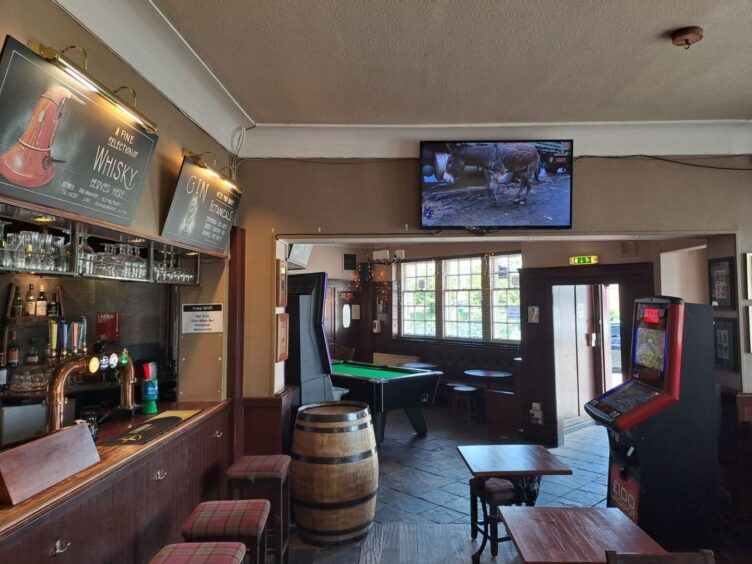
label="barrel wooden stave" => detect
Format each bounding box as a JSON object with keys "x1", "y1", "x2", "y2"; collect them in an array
[{"x1": 291, "y1": 402, "x2": 379, "y2": 544}]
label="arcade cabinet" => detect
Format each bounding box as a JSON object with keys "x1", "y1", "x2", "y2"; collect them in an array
[
  {"x1": 285, "y1": 273, "x2": 334, "y2": 409},
  {"x1": 584, "y1": 296, "x2": 719, "y2": 548}
]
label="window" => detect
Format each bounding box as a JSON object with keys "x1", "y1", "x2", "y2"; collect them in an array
[
  {"x1": 443, "y1": 257, "x2": 483, "y2": 340},
  {"x1": 400, "y1": 260, "x2": 436, "y2": 337},
  {"x1": 397, "y1": 253, "x2": 522, "y2": 343},
  {"x1": 490, "y1": 254, "x2": 522, "y2": 341}
]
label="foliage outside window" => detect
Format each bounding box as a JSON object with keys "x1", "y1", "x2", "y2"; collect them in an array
[
  {"x1": 400, "y1": 260, "x2": 436, "y2": 337},
  {"x1": 490, "y1": 254, "x2": 522, "y2": 341},
  {"x1": 443, "y1": 257, "x2": 483, "y2": 340},
  {"x1": 397, "y1": 253, "x2": 522, "y2": 343}
]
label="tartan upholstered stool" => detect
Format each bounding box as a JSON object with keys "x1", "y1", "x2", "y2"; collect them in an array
[
  {"x1": 470, "y1": 477, "x2": 520, "y2": 557},
  {"x1": 150, "y1": 542, "x2": 246, "y2": 564},
  {"x1": 227, "y1": 455, "x2": 291, "y2": 564},
  {"x1": 182, "y1": 500, "x2": 270, "y2": 564}
]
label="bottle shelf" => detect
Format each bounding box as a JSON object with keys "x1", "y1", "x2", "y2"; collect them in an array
[{"x1": 6, "y1": 316, "x2": 60, "y2": 327}]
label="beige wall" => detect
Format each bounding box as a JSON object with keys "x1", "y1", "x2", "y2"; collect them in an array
[
  {"x1": 2, "y1": 0, "x2": 229, "y2": 397},
  {"x1": 660, "y1": 247, "x2": 709, "y2": 304},
  {"x1": 296, "y1": 245, "x2": 367, "y2": 281},
  {"x1": 238, "y1": 156, "x2": 752, "y2": 395}
]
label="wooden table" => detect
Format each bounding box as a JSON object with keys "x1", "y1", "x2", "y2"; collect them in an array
[
  {"x1": 457, "y1": 444, "x2": 572, "y2": 563},
  {"x1": 499, "y1": 507, "x2": 666, "y2": 563},
  {"x1": 462, "y1": 369, "x2": 513, "y2": 389}
]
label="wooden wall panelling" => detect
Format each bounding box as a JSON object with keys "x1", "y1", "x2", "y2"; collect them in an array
[
  {"x1": 243, "y1": 386, "x2": 294, "y2": 455},
  {"x1": 227, "y1": 227, "x2": 246, "y2": 463}
]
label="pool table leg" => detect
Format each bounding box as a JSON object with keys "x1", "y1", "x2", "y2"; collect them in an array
[
  {"x1": 373, "y1": 412, "x2": 387, "y2": 444},
  {"x1": 404, "y1": 406, "x2": 428, "y2": 436}
]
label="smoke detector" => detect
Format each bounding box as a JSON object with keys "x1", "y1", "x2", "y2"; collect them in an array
[{"x1": 671, "y1": 26, "x2": 703, "y2": 49}]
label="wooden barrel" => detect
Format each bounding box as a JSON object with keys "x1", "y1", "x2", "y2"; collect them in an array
[{"x1": 291, "y1": 401, "x2": 378, "y2": 544}]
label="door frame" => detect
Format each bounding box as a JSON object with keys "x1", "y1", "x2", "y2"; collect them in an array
[{"x1": 519, "y1": 262, "x2": 654, "y2": 446}]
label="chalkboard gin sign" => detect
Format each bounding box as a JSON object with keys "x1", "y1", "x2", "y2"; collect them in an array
[
  {"x1": 162, "y1": 157, "x2": 241, "y2": 253},
  {"x1": 0, "y1": 36, "x2": 157, "y2": 226}
]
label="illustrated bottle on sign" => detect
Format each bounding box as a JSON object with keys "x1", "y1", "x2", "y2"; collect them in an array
[
  {"x1": 7, "y1": 330, "x2": 19, "y2": 368},
  {"x1": 47, "y1": 289, "x2": 59, "y2": 317},
  {"x1": 11, "y1": 286, "x2": 23, "y2": 318},
  {"x1": 0, "y1": 353, "x2": 7, "y2": 390},
  {"x1": 24, "y1": 284, "x2": 35, "y2": 317},
  {"x1": 35, "y1": 285, "x2": 48, "y2": 317},
  {"x1": 25, "y1": 338, "x2": 39, "y2": 365}
]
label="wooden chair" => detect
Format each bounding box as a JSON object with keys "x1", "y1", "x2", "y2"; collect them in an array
[
  {"x1": 334, "y1": 344, "x2": 355, "y2": 360},
  {"x1": 605, "y1": 549, "x2": 715, "y2": 564}
]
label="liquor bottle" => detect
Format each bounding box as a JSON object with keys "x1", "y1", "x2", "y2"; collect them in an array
[
  {"x1": 0, "y1": 353, "x2": 7, "y2": 390},
  {"x1": 35, "y1": 285, "x2": 48, "y2": 317},
  {"x1": 23, "y1": 284, "x2": 35, "y2": 317},
  {"x1": 11, "y1": 286, "x2": 23, "y2": 318},
  {"x1": 7, "y1": 330, "x2": 19, "y2": 368},
  {"x1": 25, "y1": 338, "x2": 39, "y2": 365},
  {"x1": 47, "y1": 288, "x2": 60, "y2": 317}
]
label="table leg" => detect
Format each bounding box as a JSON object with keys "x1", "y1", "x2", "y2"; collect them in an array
[
  {"x1": 372, "y1": 412, "x2": 386, "y2": 444},
  {"x1": 472, "y1": 477, "x2": 488, "y2": 564},
  {"x1": 510, "y1": 476, "x2": 542, "y2": 506},
  {"x1": 404, "y1": 406, "x2": 428, "y2": 436}
]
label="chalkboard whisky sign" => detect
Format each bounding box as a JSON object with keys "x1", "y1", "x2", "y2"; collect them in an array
[
  {"x1": 0, "y1": 36, "x2": 157, "y2": 226},
  {"x1": 161, "y1": 157, "x2": 242, "y2": 253}
]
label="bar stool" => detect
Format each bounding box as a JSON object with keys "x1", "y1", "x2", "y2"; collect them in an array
[
  {"x1": 150, "y1": 542, "x2": 246, "y2": 564},
  {"x1": 451, "y1": 385, "x2": 478, "y2": 423},
  {"x1": 470, "y1": 477, "x2": 520, "y2": 557},
  {"x1": 227, "y1": 454, "x2": 291, "y2": 564},
  {"x1": 182, "y1": 500, "x2": 269, "y2": 564},
  {"x1": 444, "y1": 382, "x2": 463, "y2": 412}
]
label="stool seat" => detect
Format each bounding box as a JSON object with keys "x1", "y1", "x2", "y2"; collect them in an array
[
  {"x1": 453, "y1": 385, "x2": 478, "y2": 393},
  {"x1": 150, "y1": 542, "x2": 246, "y2": 564},
  {"x1": 183, "y1": 500, "x2": 270, "y2": 540},
  {"x1": 471, "y1": 477, "x2": 517, "y2": 505},
  {"x1": 227, "y1": 454, "x2": 291, "y2": 481}
]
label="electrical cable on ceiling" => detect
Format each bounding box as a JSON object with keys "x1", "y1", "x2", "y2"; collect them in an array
[{"x1": 575, "y1": 154, "x2": 752, "y2": 171}]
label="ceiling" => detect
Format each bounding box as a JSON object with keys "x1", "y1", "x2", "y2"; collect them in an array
[{"x1": 153, "y1": 0, "x2": 752, "y2": 126}]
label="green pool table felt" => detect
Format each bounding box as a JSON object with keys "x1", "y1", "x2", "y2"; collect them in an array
[{"x1": 331, "y1": 361, "x2": 411, "y2": 379}]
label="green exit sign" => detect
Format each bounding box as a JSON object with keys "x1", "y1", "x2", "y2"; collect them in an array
[{"x1": 569, "y1": 255, "x2": 599, "y2": 266}]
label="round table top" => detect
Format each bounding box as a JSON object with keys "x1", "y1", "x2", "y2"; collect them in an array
[
  {"x1": 463, "y1": 369, "x2": 513, "y2": 379},
  {"x1": 399, "y1": 362, "x2": 440, "y2": 370}
]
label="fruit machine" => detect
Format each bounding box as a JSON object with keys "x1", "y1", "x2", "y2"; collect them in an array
[{"x1": 584, "y1": 296, "x2": 718, "y2": 548}]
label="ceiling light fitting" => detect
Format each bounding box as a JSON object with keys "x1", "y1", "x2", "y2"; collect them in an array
[
  {"x1": 368, "y1": 250, "x2": 405, "y2": 265},
  {"x1": 671, "y1": 26, "x2": 703, "y2": 50},
  {"x1": 29, "y1": 42, "x2": 158, "y2": 133}
]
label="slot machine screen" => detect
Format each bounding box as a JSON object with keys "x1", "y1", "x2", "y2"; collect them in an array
[
  {"x1": 597, "y1": 380, "x2": 661, "y2": 416},
  {"x1": 632, "y1": 306, "x2": 669, "y2": 389}
]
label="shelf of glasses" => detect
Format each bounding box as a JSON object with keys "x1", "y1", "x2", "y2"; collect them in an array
[
  {"x1": 79, "y1": 273, "x2": 151, "y2": 284},
  {"x1": 0, "y1": 265, "x2": 77, "y2": 277}
]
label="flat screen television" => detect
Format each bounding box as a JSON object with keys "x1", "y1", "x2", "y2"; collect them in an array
[{"x1": 420, "y1": 140, "x2": 573, "y2": 229}]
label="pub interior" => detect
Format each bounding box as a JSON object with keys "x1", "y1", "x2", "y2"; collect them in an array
[{"x1": 0, "y1": 1, "x2": 751, "y2": 563}]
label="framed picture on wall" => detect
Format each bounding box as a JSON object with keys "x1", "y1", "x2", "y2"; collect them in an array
[
  {"x1": 746, "y1": 254, "x2": 752, "y2": 300},
  {"x1": 276, "y1": 259, "x2": 288, "y2": 308},
  {"x1": 713, "y1": 317, "x2": 739, "y2": 371},
  {"x1": 708, "y1": 257, "x2": 735, "y2": 310},
  {"x1": 275, "y1": 313, "x2": 289, "y2": 362}
]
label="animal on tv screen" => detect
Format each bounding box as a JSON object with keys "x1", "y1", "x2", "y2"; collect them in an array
[{"x1": 420, "y1": 141, "x2": 572, "y2": 229}]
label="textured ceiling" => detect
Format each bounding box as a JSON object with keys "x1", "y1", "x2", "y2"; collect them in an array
[{"x1": 153, "y1": 0, "x2": 752, "y2": 125}]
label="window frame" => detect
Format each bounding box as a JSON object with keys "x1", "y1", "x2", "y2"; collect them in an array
[
  {"x1": 395, "y1": 251, "x2": 522, "y2": 345},
  {"x1": 398, "y1": 259, "x2": 437, "y2": 338}
]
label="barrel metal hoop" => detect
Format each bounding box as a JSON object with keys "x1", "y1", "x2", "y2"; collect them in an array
[
  {"x1": 291, "y1": 448, "x2": 377, "y2": 465},
  {"x1": 295, "y1": 519, "x2": 373, "y2": 537},
  {"x1": 295, "y1": 422, "x2": 372, "y2": 434},
  {"x1": 297, "y1": 409, "x2": 370, "y2": 422},
  {"x1": 292, "y1": 490, "x2": 377, "y2": 510}
]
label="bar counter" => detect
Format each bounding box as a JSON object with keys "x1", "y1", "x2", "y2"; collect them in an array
[{"x1": 0, "y1": 400, "x2": 230, "y2": 563}]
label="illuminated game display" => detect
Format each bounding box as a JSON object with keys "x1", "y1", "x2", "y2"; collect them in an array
[{"x1": 584, "y1": 296, "x2": 718, "y2": 548}]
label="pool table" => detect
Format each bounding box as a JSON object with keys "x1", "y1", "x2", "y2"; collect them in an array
[{"x1": 329, "y1": 360, "x2": 441, "y2": 444}]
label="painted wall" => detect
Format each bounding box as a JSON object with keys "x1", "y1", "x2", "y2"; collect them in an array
[
  {"x1": 1, "y1": 0, "x2": 229, "y2": 397},
  {"x1": 237, "y1": 156, "x2": 752, "y2": 396},
  {"x1": 660, "y1": 247, "x2": 709, "y2": 304},
  {"x1": 296, "y1": 245, "x2": 367, "y2": 282}
]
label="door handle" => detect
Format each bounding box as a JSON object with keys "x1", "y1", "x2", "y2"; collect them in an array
[
  {"x1": 154, "y1": 470, "x2": 167, "y2": 481},
  {"x1": 585, "y1": 332, "x2": 598, "y2": 347},
  {"x1": 213, "y1": 431, "x2": 223, "y2": 438}
]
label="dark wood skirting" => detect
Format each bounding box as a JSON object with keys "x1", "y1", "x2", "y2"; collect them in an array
[{"x1": 243, "y1": 387, "x2": 294, "y2": 455}]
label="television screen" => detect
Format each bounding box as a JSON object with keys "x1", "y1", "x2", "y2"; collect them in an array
[{"x1": 420, "y1": 141, "x2": 573, "y2": 229}]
